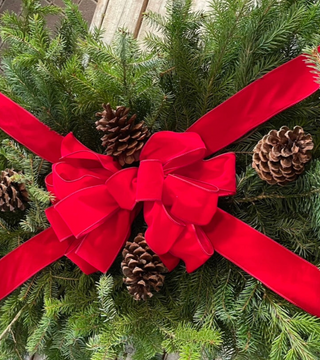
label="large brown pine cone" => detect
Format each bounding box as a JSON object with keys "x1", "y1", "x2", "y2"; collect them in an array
[
  {"x1": 0, "y1": 169, "x2": 29, "y2": 211},
  {"x1": 95, "y1": 104, "x2": 150, "y2": 166},
  {"x1": 121, "y1": 233, "x2": 167, "y2": 300},
  {"x1": 252, "y1": 126, "x2": 313, "y2": 185}
]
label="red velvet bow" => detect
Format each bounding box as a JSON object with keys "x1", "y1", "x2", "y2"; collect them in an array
[
  {"x1": 49, "y1": 131, "x2": 236, "y2": 274},
  {"x1": 44, "y1": 133, "x2": 140, "y2": 274}
]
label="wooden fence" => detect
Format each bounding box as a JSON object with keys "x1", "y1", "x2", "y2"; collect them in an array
[{"x1": 90, "y1": 0, "x2": 211, "y2": 44}]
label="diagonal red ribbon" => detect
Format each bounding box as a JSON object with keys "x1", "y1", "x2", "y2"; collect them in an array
[
  {"x1": 188, "y1": 50, "x2": 320, "y2": 155},
  {"x1": 0, "y1": 50, "x2": 318, "y2": 316}
]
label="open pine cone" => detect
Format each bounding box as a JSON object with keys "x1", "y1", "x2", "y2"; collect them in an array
[
  {"x1": 121, "y1": 233, "x2": 167, "y2": 300},
  {"x1": 95, "y1": 104, "x2": 150, "y2": 166},
  {"x1": 252, "y1": 126, "x2": 313, "y2": 185},
  {"x1": 0, "y1": 169, "x2": 29, "y2": 211}
]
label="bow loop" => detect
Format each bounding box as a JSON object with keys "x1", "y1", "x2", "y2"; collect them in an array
[
  {"x1": 52, "y1": 185, "x2": 119, "y2": 239},
  {"x1": 174, "y1": 153, "x2": 237, "y2": 196},
  {"x1": 46, "y1": 133, "x2": 120, "y2": 201},
  {"x1": 61, "y1": 133, "x2": 120, "y2": 173},
  {"x1": 161, "y1": 225, "x2": 214, "y2": 273},
  {"x1": 44, "y1": 133, "x2": 138, "y2": 273},
  {"x1": 74, "y1": 207, "x2": 138, "y2": 273},
  {"x1": 144, "y1": 201, "x2": 185, "y2": 254},
  {"x1": 106, "y1": 168, "x2": 138, "y2": 210},
  {"x1": 50, "y1": 162, "x2": 108, "y2": 200}
]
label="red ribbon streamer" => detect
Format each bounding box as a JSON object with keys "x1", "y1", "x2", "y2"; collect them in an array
[
  {"x1": 0, "y1": 51, "x2": 319, "y2": 316},
  {"x1": 188, "y1": 51, "x2": 320, "y2": 155},
  {"x1": 0, "y1": 97, "x2": 63, "y2": 163}
]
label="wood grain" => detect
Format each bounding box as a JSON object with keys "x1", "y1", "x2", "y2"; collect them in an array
[{"x1": 91, "y1": 0, "x2": 212, "y2": 44}]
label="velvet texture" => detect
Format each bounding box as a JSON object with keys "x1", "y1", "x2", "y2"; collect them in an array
[{"x1": 0, "y1": 50, "x2": 319, "y2": 316}]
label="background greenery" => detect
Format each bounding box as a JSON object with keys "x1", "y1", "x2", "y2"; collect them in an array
[{"x1": 1, "y1": 0, "x2": 320, "y2": 359}]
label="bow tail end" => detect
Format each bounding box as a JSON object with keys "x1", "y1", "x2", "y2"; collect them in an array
[
  {"x1": 165, "y1": 225, "x2": 214, "y2": 273},
  {"x1": 66, "y1": 248, "x2": 98, "y2": 274},
  {"x1": 159, "y1": 253, "x2": 180, "y2": 271}
]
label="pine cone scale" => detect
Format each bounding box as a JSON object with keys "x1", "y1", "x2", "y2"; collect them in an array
[{"x1": 118, "y1": 135, "x2": 130, "y2": 143}]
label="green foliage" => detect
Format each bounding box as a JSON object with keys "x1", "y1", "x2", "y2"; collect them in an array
[
  {"x1": 0, "y1": 0, "x2": 97, "y2": 147},
  {"x1": 0, "y1": 0, "x2": 167, "y2": 150},
  {"x1": 228, "y1": 159, "x2": 320, "y2": 260},
  {"x1": 72, "y1": 30, "x2": 169, "y2": 132},
  {"x1": 145, "y1": 0, "x2": 320, "y2": 131},
  {"x1": 1, "y1": 0, "x2": 320, "y2": 360}
]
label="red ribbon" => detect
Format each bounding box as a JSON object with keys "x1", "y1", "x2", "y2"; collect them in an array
[{"x1": 0, "y1": 51, "x2": 319, "y2": 317}]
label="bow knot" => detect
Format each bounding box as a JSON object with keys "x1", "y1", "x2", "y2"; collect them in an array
[{"x1": 136, "y1": 160, "x2": 164, "y2": 202}]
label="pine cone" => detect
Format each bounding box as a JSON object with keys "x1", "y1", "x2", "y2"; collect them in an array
[
  {"x1": 0, "y1": 169, "x2": 29, "y2": 211},
  {"x1": 252, "y1": 126, "x2": 313, "y2": 185},
  {"x1": 121, "y1": 233, "x2": 167, "y2": 300},
  {"x1": 95, "y1": 104, "x2": 150, "y2": 166}
]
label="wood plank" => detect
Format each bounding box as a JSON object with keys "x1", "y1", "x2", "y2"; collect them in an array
[
  {"x1": 137, "y1": 0, "x2": 212, "y2": 42},
  {"x1": 192, "y1": 0, "x2": 211, "y2": 12},
  {"x1": 137, "y1": 0, "x2": 167, "y2": 42},
  {"x1": 133, "y1": 0, "x2": 149, "y2": 38},
  {"x1": 99, "y1": 0, "x2": 126, "y2": 44},
  {"x1": 100, "y1": 0, "x2": 147, "y2": 44},
  {"x1": 90, "y1": 0, "x2": 110, "y2": 31},
  {"x1": 91, "y1": 0, "x2": 214, "y2": 44}
]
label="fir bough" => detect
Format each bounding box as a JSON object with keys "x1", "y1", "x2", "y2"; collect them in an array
[
  {"x1": 1, "y1": 1, "x2": 320, "y2": 360},
  {"x1": 144, "y1": 0, "x2": 320, "y2": 131}
]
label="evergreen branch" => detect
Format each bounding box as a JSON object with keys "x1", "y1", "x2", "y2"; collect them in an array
[
  {"x1": 159, "y1": 67, "x2": 175, "y2": 77},
  {"x1": 52, "y1": 276, "x2": 80, "y2": 281},
  {"x1": 0, "y1": 305, "x2": 27, "y2": 341},
  {"x1": 266, "y1": 294, "x2": 318, "y2": 360},
  {"x1": 236, "y1": 186, "x2": 320, "y2": 203},
  {"x1": 146, "y1": 95, "x2": 169, "y2": 130},
  {"x1": 200, "y1": 1, "x2": 247, "y2": 115},
  {"x1": 15, "y1": 348, "x2": 23, "y2": 360},
  {"x1": 234, "y1": 151, "x2": 254, "y2": 154},
  {"x1": 240, "y1": 282, "x2": 260, "y2": 312},
  {"x1": 21, "y1": 276, "x2": 37, "y2": 300}
]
